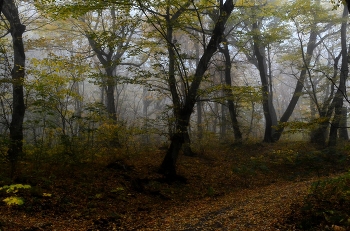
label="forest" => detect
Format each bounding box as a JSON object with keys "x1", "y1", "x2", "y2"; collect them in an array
[{"x1": 1, "y1": 0, "x2": 350, "y2": 230}]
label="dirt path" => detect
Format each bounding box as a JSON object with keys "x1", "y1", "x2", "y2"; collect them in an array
[{"x1": 144, "y1": 179, "x2": 314, "y2": 231}]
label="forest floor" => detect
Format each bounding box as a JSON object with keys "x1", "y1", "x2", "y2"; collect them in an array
[{"x1": 0, "y1": 141, "x2": 349, "y2": 230}]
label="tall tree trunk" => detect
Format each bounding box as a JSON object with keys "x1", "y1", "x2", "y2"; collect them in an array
[
  {"x1": 212, "y1": 102, "x2": 218, "y2": 133},
  {"x1": 310, "y1": 50, "x2": 341, "y2": 145},
  {"x1": 339, "y1": 107, "x2": 349, "y2": 140},
  {"x1": 273, "y1": 20, "x2": 318, "y2": 141},
  {"x1": 220, "y1": 102, "x2": 227, "y2": 139},
  {"x1": 2, "y1": 0, "x2": 26, "y2": 177},
  {"x1": 143, "y1": 87, "x2": 151, "y2": 143},
  {"x1": 197, "y1": 100, "x2": 203, "y2": 140},
  {"x1": 182, "y1": 128, "x2": 195, "y2": 156},
  {"x1": 159, "y1": 0, "x2": 235, "y2": 178},
  {"x1": 105, "y1": 68, "x2": 117, "y2": 120},
  {"x1": 219, "y1": 39, "x2": 242, "y2": 143},
  {"x1": 195, "y1": 43, "x2": 203, "y2": 141},
  {"x1": 328, "y1": 5, "x2": 348, "y2": 146},
  {"x1": 252, "y1": 21, "x2": 277, "y2": 142}
]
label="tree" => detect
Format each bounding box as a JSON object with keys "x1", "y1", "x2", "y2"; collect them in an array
[
  {"x1": 328, "y1": 4, "x2": 348, "y2": 146},
  {"x1": 143, "y1": 0, "x2": 236, "y2": 178},
  {"x1": 230, "y1": 0, "x2": 337, "y2": 142},
  {"x1": 218, "y1": 38, "x2": 243, "y2": 143},
  {"x1": 25, "y1": 53, "x2": 89, "y2": 158},
  {"x1": 228, "y1": 1, "x2": 283, "y2": 142},
  {"x1": 251, "y1": 19, "x2": 278, "y2": 142},
  {"x1": 2, "y1": 0, "x2": 26, "y2": 177},
  {"x1": 79, "y1": 6, "x2": 143, "y2": 121},
  {"x1": 273, "y1": 0, "x2": 320, "y2": 141},
  {"x1": 136, "y1": 0, "x2": 200, "y2": 156}
]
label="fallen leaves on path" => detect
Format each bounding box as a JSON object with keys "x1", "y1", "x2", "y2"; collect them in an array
[{"x1": 133, "y1": 179, "x2": 313, "y2": 231}]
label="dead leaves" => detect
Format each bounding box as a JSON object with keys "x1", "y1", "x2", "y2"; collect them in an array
[{"x1": 0, "y1": 142, "x2": 348, "y2": 230}]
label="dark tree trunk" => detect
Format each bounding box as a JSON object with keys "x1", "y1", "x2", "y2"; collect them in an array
[
  {"x1": 197, "y1": 100, "x2": 203, "y2": 140},
  {"x1": 310, "y1": 51, "x2": 342, "y2": 145},
  {"x1": 339, "y1": 107, "x2": 348, "y2": 140},
  {"x1": 87, "y1": 33, "x2": 118, "y2": 121},
  {"x1": 195, "y1": 43, "x2": 203, "y2": 141},
  {"x1": 183, "y1": 128, "x2": 195, "y2": 156},
  {"x1": 106, "y1": 68, "x2": 117, "y2": 120},
  {"x1": 273, "y1": 21, "x2": 318, "y2": 141},
  {"x1": 2, "y1": 0, "x2": 26, "y2": 177},
  {"x1": 212, "y1": 102, "x2": 218, "y2": 133},
  {"x1": 160, "y1": 132, "x2": 184, "y2": 178},
  {"x1": 219, "y1": 39, "x2": 242, "y2": 143},
  {"x1": 328, "y1": 5, "x2": 348, "y2": 146},
  {"x1": 310, "y1": 122, "x2": 328, "y2": 145},
  {"x1": 220, "y1": 103, "x2": 227, "y2": 139},
  {"x1": 252, "y1": 21, "x2": 277, "y2": 142},
  {"x1": 159, "y1": 0, "x2": 235, "y2": 178},
  {"x1": 164, "y1": 10, "x2": 194, "y2": 157}
]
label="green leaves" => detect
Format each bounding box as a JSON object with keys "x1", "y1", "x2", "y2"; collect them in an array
[
  {"x1": 34, "y1": 0, "x2": 133, "y2": 19},
  {"x1": 3, "y1": 196, "x2": 25, "y2": 206},
  {"x1": 0, "y1": 184, "x2": 31, "y2": 193},
  {"x1": 0, "y1": 184, "x2": 31, "y2": 206}
]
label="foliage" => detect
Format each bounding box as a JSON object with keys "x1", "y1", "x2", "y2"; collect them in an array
[
  {"x1": 274, "y1": 117, "x2": 331, "y2": 134},
  {"x1": 23, "y1": 53, "x2": 93, "y2": 163},
  {"x1": 34, "y1": 0, "x2": 133, "y2": 19},
  {"x1": 0, "y1": 184, "x2": 31, "y2": 206},
  {"x1": 0, "y1": 184, "x2": 31, "y2": 193},
  {"x1": 3, "y1": 196, "x2": 25, "y2": 206},
  {"x1": 288, "y1": 172, "x2": 350, "y2": 230}
]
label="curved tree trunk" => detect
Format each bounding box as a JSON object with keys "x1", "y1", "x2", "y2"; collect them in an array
[
  {"x1": 273, "y1": 20, "x2": 318, "y2": 141},
  {"x1": 2, "y1": 0, "x2": 26, "y2": 177},
  {"x1": 219, "y1": 39, "x2": 242, "y2": 143},
  {"x1": 252, "y1": 21, "x2": 277, "y2": 143},
  {"x1": 159, "y1": 0, "x2": 235, "y2": 179}
]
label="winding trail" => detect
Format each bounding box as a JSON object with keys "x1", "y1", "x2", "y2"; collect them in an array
[{"x1": 150, "y1": 179, "x2": 314, "y2": 230}]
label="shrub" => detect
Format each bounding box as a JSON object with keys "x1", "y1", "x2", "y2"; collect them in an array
[
  {"x1": 0, "y1": 184, "x2": 31, "y2": 206},
  {"x1": 289, "y1": 172, "x2": 350, "y2": 230}
]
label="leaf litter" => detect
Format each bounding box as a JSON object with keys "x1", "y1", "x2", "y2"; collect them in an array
[{"x1": 0, "y1": 142, "x2": 348, "y2": 230}]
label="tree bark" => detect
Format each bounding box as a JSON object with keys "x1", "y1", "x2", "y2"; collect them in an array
[
  {"x1": 159, "y1": 0, "x2": 235, "y2": 178},
  {"x1": 220, "y1": 102, "x2": 227, "y2": 139},
  {"x1": 339, "y1": 107, "x2": 349, "y2": 140},
  {"x1": 252, "y1": 21, "x2": 277, "y2": 142},
  {"x1": 219, "y1": 39, "x2": 242, "y2": 143},
  {"x1": 105, "y1": 68, "x2": 117, "y2": 120},
  {"x1": 273, "y1": 20, "x2": 318, "y2": 141},
  {"x1": 195, "y1": 43, "x2": 203, "y2": 141},
  {"x1": 310, "y1": 49, "x2": 341, "y2": 145},
  {"x1": 328, "y1": 5, "x2": 348, "y2": 146},
  {"x1": 2, "y1": 0, "x2": 26, "y2": 177}
]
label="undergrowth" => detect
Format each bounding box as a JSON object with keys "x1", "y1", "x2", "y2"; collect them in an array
[
  {"x1": 0, "y1": 140, "x2": 349, "y2": 230},
  {"x1": 287, "y1": 171, "x2": 350, "y2": 230}
]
